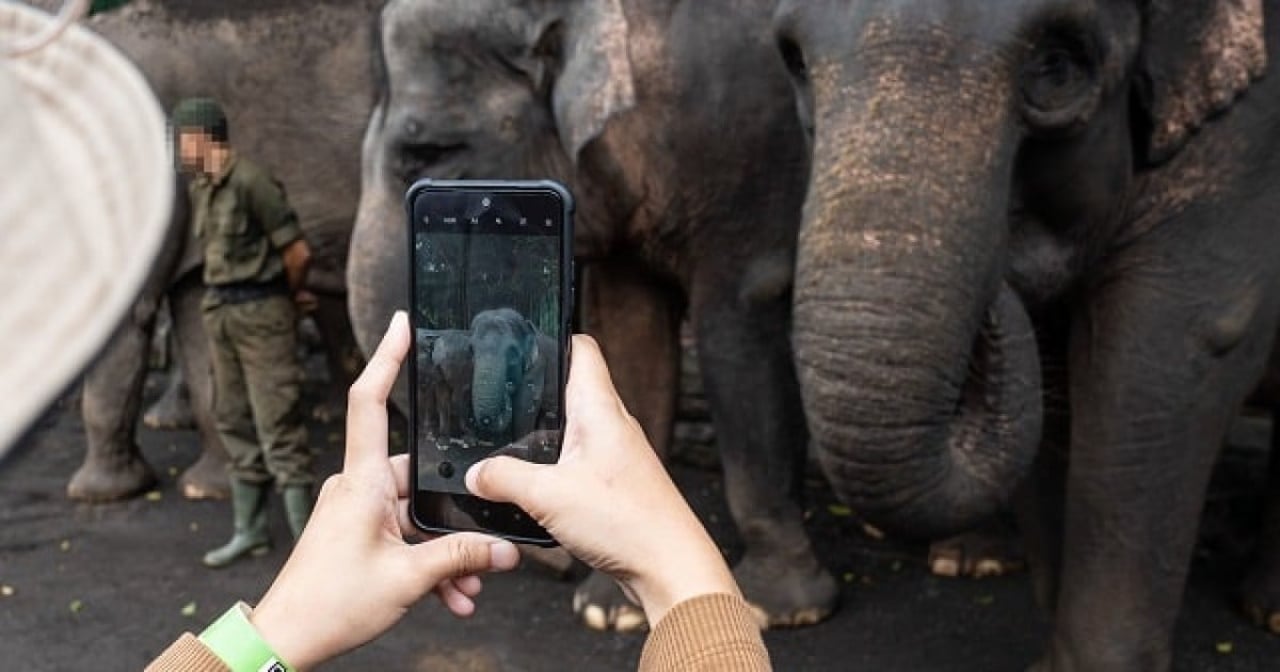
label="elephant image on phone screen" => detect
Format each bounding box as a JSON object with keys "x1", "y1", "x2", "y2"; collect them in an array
[
  {"x1": 468, "y1": 308, "x2": 559, "y2": 448},
  {"x1": 416, "y1": 329, "x2": 475, "y2": 454}
]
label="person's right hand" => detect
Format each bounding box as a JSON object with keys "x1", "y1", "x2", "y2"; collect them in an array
[{"x1": 466, "y1": 335, "x2": 739, "y2": 626}]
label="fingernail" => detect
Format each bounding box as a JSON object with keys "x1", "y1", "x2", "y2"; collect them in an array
[
  {"x1": 392, "y1": 310, "x2": 407, "y2": 326},
  {"x1": 490, "y1": 541, "x2": 519, "y2": 571},
  {"x1": 464, "y1": 461, "x2": 484, "y2": 493}
]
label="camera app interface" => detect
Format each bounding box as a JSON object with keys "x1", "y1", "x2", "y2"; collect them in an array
[{"x1": 412, "y1": 190, "x2": 564, "y2": 495}]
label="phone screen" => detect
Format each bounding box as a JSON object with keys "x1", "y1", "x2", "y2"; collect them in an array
[{"x1": 408, "y1": 181, "x2": 571, "y2": 544}]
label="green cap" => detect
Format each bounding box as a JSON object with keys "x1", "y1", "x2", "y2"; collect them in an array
[{"x1": 171, "y1": 97, "x2": 227, "y2": 135}]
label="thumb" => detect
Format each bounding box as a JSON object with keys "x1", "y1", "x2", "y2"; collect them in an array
[
  {"x1": 466, "y1": 455, "x2": 547, "y2": 507},
  {"x1": 406, "y1": 533, "x2": 520, "y2": 592}
]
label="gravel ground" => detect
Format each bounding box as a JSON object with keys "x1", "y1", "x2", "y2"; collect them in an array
[{"x1": 2, "y1": 368, "x2": 1278, "y2": 671}]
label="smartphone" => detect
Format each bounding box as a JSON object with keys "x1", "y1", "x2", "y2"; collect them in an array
[{"x1": 407, "y1": 179, "x2": 573, "y2": 546}]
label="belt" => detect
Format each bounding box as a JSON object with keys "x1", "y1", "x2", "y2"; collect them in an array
[{"x1": 206, "y1": 279, "x2": 289, "y2": 305}]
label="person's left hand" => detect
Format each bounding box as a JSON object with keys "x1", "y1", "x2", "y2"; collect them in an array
[
  {"x1": 293, "y1": 288, "x2": 319, "y2": 314},
  {"x1": 249, "y1": 311, "x2": 520, "y2": 670}
]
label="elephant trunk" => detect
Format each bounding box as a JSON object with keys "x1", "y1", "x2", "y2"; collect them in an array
[
  {"x1": 794, "y1": 43, "x2": 1041, "y2": 538},
  {"x1": 471, "y1": 353, "x2": 513, "y2": 438}
]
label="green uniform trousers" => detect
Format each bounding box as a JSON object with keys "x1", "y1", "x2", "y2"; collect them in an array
[{"x1": 202, "y1": 294, "x2": 311, "y2": 487}]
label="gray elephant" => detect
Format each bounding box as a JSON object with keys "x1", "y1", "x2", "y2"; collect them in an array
[
  {"x1": 349, "y1": 0, "x2": 829, "y2": 630},
  {"x1": 65, "y1": 0, "x2": 380, "y2": 501},
  {"x1": 418, "y1": 329, "x2": 476, "y2": 445},
  {"x1": 469, "y1": 308, "x2": 558, "y2": 446},
  {"x1": 774, "y1": 0, "x2": 1280, "y2": 669}
]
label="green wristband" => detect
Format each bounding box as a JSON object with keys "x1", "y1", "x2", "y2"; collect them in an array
[{"x1": 198, "y1": 602, "x2": 295, "y2": 672}]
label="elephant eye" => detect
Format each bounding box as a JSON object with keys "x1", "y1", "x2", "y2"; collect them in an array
[
  {"x1": 777, "y1": 36, "x2": 808, "y2": 83},
  {"x1": 392, "y1": 140, "x2": 468, "y2": 187},
  {"x1": 1020, "y1": 40, "x2": 1099, "y2": 133}
]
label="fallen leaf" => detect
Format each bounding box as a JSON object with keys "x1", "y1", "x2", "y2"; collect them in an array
[
  {"x1": 842, "y1": 572, "x2": 855, "y2": 584},
  {"x1": 59, "y1": 540, "x2": 70, "y2": 552},
  {"x1": 69, "y1": 599, "x2": 83, "y2": 614},
  {"x1": 181, "y1": 602, "x2": 197, "y2": 617},
  {"x1": 827, "y1": 504, "x2": 853, "y2": 517},
  {"x1": 189, "y1": 522, "x2": 199, "y2": 532},
  {"x1": 860, "y1": 522, "x2": 886, "y2": 541},
  {"x1": 145, "y1": 491, "x2": 163, "y2": 502},
  {"x1": 168, "y1": 467, "x2": 179, "y2": 477},
  {"x1": 1, "y1": 585, "x2": 14, "y2": 597},
  {"x1": 1216, "y1": 641, "x2": 1234, "y2": 655}
]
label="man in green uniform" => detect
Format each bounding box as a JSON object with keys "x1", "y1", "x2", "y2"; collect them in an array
[{"x1": 171, "y1": 98, "x2": 316, "y2": 568}]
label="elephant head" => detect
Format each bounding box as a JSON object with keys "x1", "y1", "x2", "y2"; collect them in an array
[
  {"x1": 349, "y1": 0, "x2": 641, "y2": 366},
  {"x1": 469, "y1": 308, "x2": 545, "y2": 443},
  {"x1": 774, "y1": 0, "x2": 1265, "y2": 537}
]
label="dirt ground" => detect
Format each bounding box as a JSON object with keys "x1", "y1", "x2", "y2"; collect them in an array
[{"x1": 2, "y1": 369, "x2": 1279, "y2": 671}]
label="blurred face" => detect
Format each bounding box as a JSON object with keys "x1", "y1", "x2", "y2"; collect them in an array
[{"x1": 176, "y1": 128, "x2": 212, "y2": 174}]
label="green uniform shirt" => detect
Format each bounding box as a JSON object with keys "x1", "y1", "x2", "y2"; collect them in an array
[{"x1": 190, "y1": 155, "x2": 303, "y2": 287}]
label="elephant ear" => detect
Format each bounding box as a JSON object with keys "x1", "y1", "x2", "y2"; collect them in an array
[
  {"x1": 1135, "y1": 0, "x2": 1267, "y2": 163},
  {"x1": 546, "y1": 0, "x2": 636, "y2": 163}
]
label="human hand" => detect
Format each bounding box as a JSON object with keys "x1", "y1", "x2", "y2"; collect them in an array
[
  {"x1": 249, "y1": 311, "x2": 519, "y2": 670},
  {"x1": 466, "y1": 335, "x2": 739, "y2": 626},
  {"x1": 293, "y1": 288, "x2": 319, "y2": 314}
]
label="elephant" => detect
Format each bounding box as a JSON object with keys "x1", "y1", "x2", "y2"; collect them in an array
[
  {"x1": 469, "y1": 308, "x2": 558, "y2": 446},
  {"x1": 774, "y1": 0, "x2": 1280, "y2": 668},
  {"x1": 418, "y1": 329, "x2": 476, "y2": 445},
  {"x1": 64, "y1": 0, "x2": 381, "y2": 501},
  {"x1": 349, "y1": 0, "x2": 831, "y2": 630}
]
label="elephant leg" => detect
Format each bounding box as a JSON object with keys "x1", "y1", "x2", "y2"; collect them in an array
[
  {"x1": 692, "y1": 273, "x2": 837, "y2": 629},
  {"x1": 309, "y1": 291, "x2": 363, "y2": 424},
  {"x1": 142, "y1": 353, "x2": 196, "y2": 430},
  {"x1": 70, "y1": 174, "x2": 186, "y2": 501},
  {"x1": 69, "y1": 301, "x2": 160, "y2": 501},
  {"x1": 171, "y1": 270, "x2": 231, "y2": 500},
  {"x1": 1013, "y1": 315, "x2": 1072, "y2": 614},
  {"x1": 571, "y1": 260, "x2": 681, "y2": 632},
  {"x1": 1039, "y1": 241, "x2": 1277, "y2": 672},
  {"x1": 1239, "y1": 408, "x2": 1280, "y2": 635}
]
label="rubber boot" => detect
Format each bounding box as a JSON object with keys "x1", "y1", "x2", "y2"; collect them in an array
[
  {"x1": 202, "y1": 480, "x2": 271, "y2": 568},
  {"x1": 282, "y1": 485, "x2": 313, "y2": 540}
]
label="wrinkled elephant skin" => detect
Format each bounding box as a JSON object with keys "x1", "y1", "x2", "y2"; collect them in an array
[
  {"x1": 777, "y1": 0, "x2": 1280, "y2": 668},
  {"x1": 351, "y1": 0, "x2": 834, "y2": 631}
]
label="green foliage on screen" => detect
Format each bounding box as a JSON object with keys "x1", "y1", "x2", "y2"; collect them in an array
[
  {"x1": 415, "y1": 233, "x2": 560, "y2": 337},
  {"x1": 90, "y1": 0, "x2": 133, "y2": 16}
]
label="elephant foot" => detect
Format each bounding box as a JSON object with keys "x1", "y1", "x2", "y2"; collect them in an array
[
  {"x1": 734, "y1": 549, "x2": 838, "y2": 628},
  {"x1": 573, "y1": 570, "x2": 648, "y2": 633},
  {"x1": 142, "y1": 385, "x2": 195, "y2": 430},
  {"x1": 179, "y1": 450, "x2": 230, "y2": 500},
  {"x1": 929, "y1": 524, "x2": 1025, "y2": 578},
  {"x1": 67, "y1": 448, "x2": 157, "y2": 502},
  {"x1": 1239, "y1": 561, "x2": 1280, "y2": 635}
]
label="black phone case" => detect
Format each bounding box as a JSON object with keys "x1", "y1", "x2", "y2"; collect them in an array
[{"x1": 405, "y1": 179, "x2": 574, "y2": 547}]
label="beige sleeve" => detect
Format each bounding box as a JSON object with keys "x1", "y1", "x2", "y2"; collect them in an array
[
  {"x1": 144, "y1": 633, "x2": 230, "y2": 672},
  {"x1": 638, "y1": 593, "x2": 772, "y2": 672}
]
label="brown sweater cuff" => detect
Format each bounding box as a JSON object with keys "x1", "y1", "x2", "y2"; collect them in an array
[
  {"x1": 144, "y1": 633, "x2": 231, "y2": 672},
  {"x1": 639, "y1": 593, "x2": 771, "y2": 672}
]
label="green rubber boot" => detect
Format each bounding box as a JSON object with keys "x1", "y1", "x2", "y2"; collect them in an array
[
  {"x1": 202, "y1": 480, "x2": 271, "y2": 568},
  {"x1": 282, "y1": 485, "x2": 313, "y2": 540}
]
